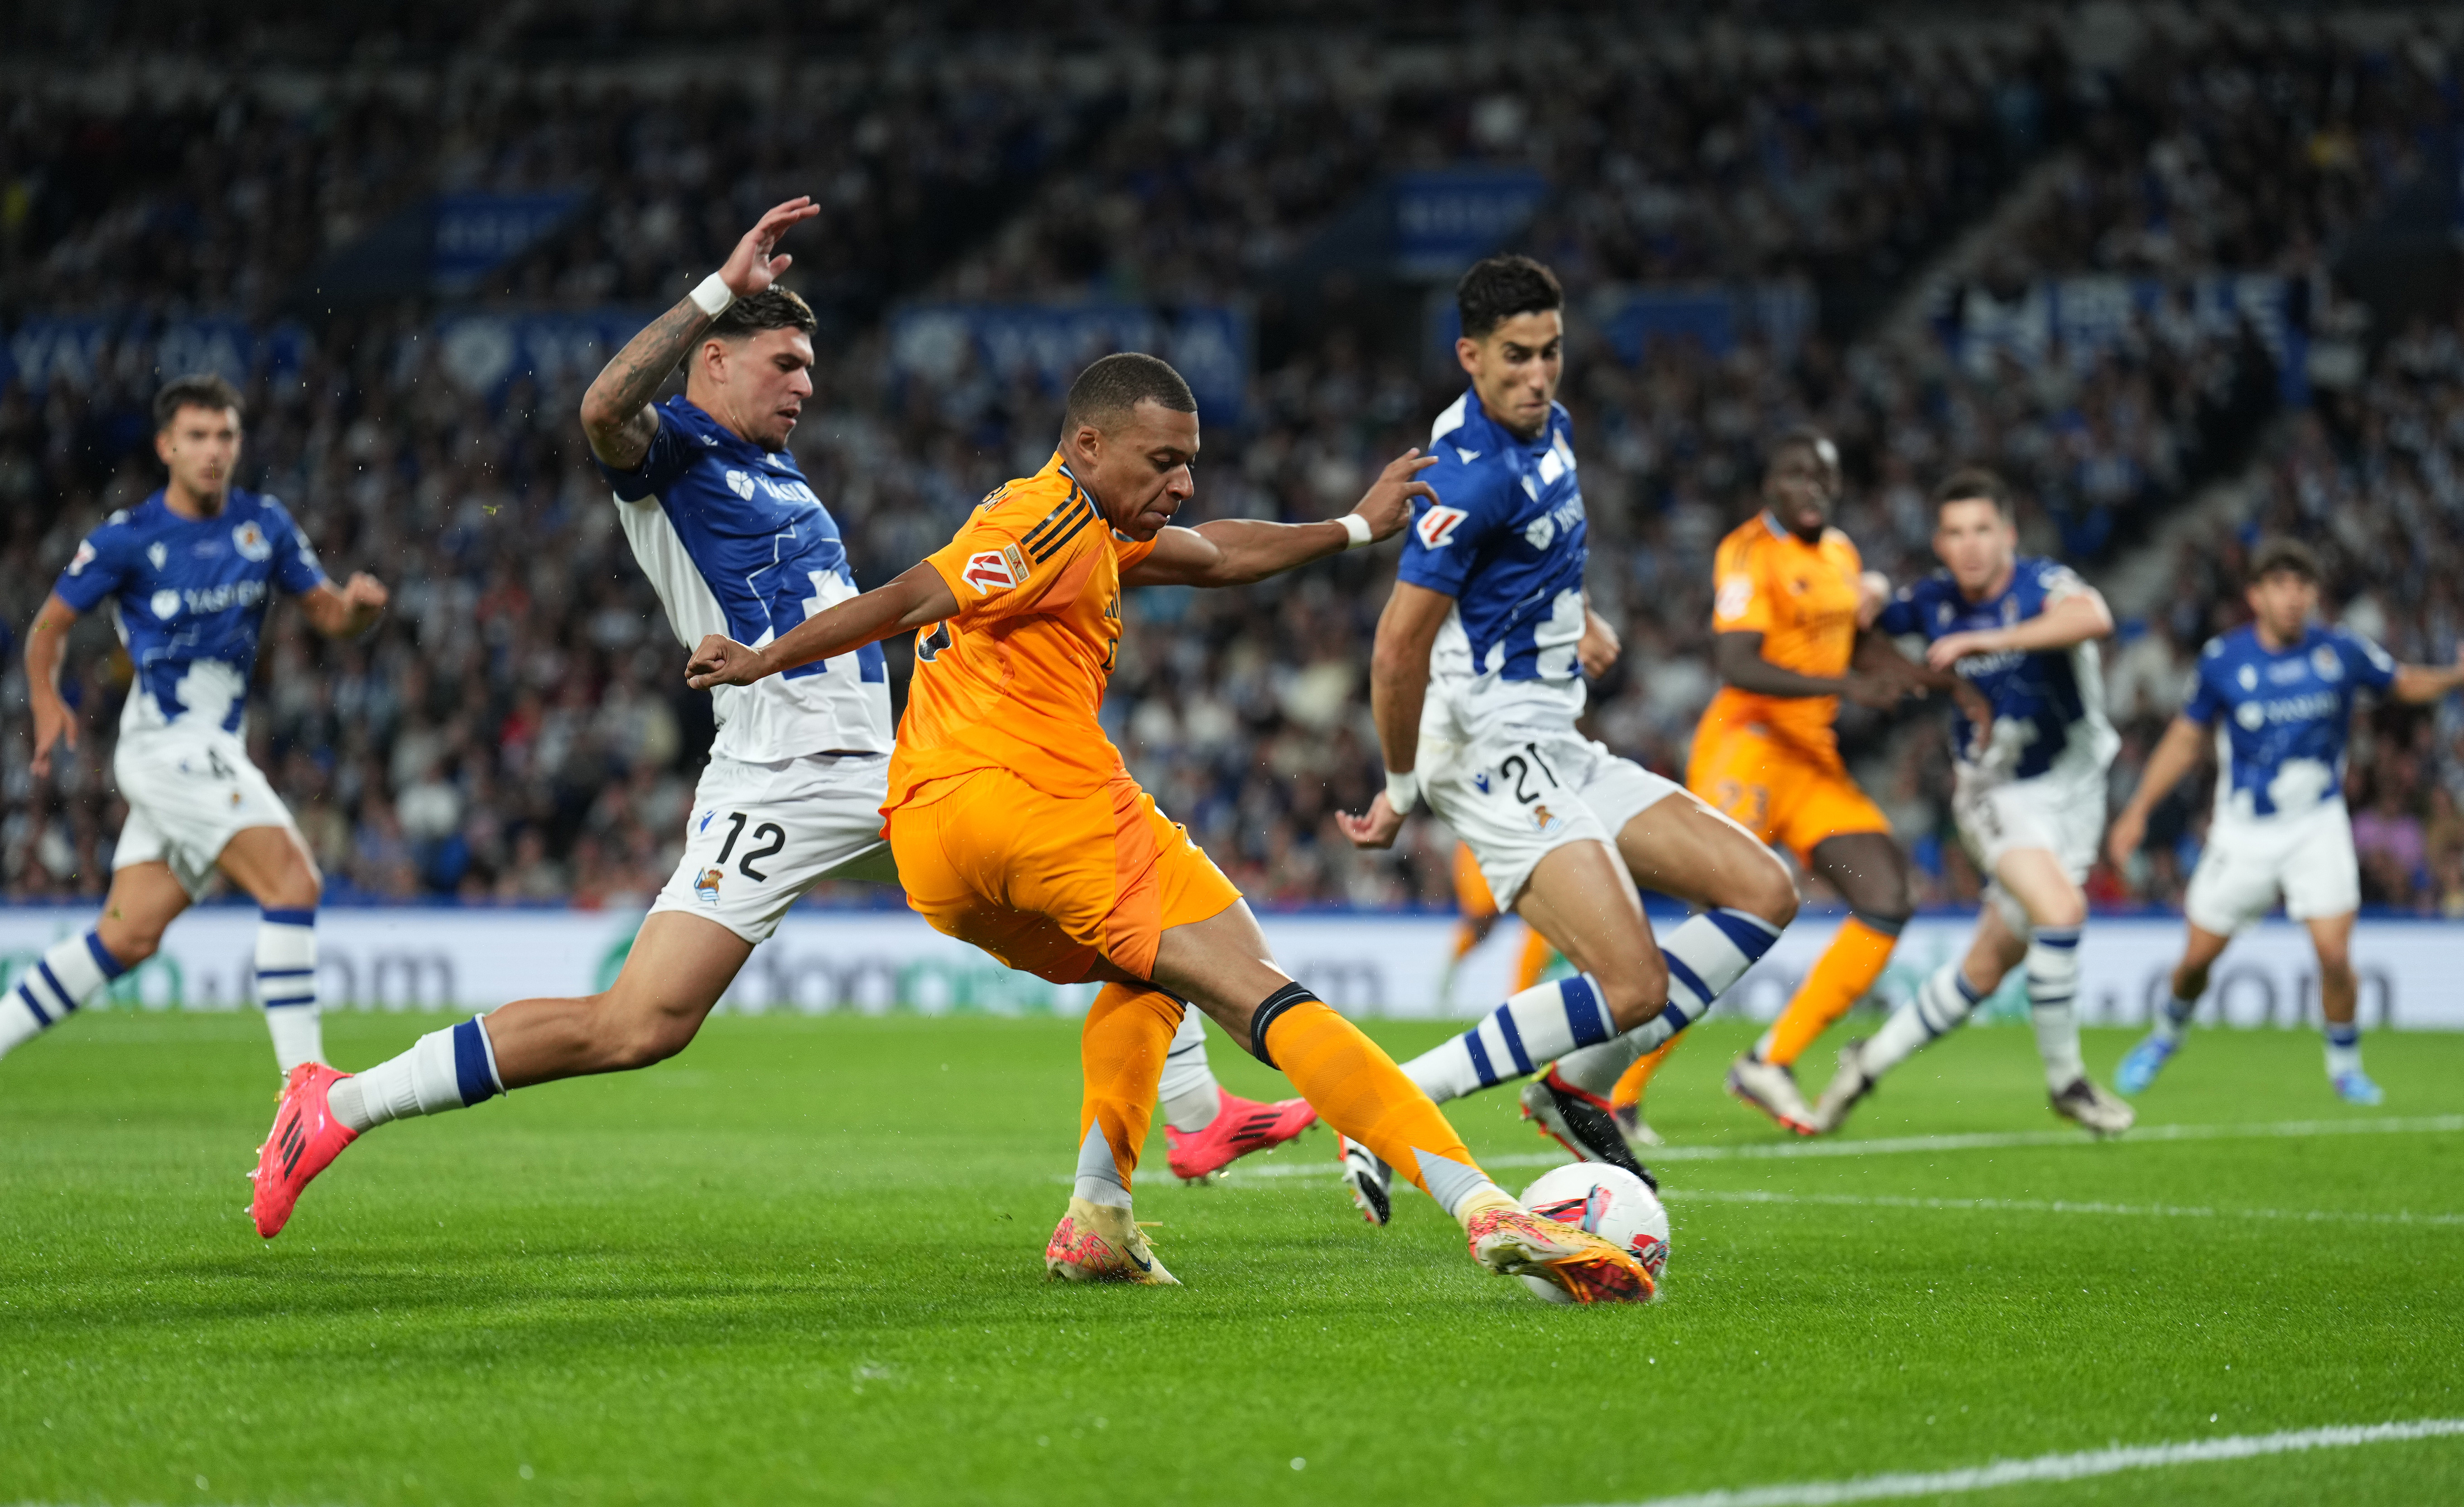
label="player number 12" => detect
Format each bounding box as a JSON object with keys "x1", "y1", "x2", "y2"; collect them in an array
[{"x1": 714, "y1": 811, "x2": 787, "y2": 881}]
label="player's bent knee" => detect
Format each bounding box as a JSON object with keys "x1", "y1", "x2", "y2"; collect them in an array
[
  {"x1": 103, "y1": 928, "x2": 163, "y2": 967},
  {"x1": 1598, "y1": 955, "x2": 1671, "y2": 1030},
  {"x1": 2033, "y1": 892, "x2": 2088, "y2": 931}
]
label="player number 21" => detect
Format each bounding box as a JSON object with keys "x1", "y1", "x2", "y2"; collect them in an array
[
  {"x1": 1497, "y1": 743, "x2": 1560, "y2": 806},
  {"x1": 714, "y1": 811, "x2": 787, "y2": 881}
]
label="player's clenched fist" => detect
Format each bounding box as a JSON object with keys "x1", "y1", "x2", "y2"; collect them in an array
[
  {"x1": 686, "y1": 634, "x2": 766, "y2": 690},
  {"x1": 1350, "y1": 448, "x2": 1440, "y2": 541}
]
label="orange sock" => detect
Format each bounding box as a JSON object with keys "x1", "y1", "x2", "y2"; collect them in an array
[
  {"x1": 1450, "y1": 921, "x2": 1482, "y2": 963},
  {"x1": 1512, "y1": 925, "x2": 1557, "y2": 993},
  {"x1": 1258, "y1": 989, "x2": 1501, "y2": 1221},
  {"x1": 1609, "y1": 1034, "x2": 1683, "y2": 1112},
  {"x1": 1756, "y1": 916, "x2": 1900, "y2": 1067},
  {"x1": 1075, "y1": 982, "x2": 1183, "y2": 1198}
]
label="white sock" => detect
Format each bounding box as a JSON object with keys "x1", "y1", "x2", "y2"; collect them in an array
[
  {"x1": 1402, "y1": 973, "x2": 1619, "y2": 1103},
  {"x1": 0, "y1": 931, "x2": 124, "y2": 1056},
  {"x1": 256, "y1": 907, "x2": 324, "y2": 1073},
  {"x1": 1410, "y1": 1147, "x2": 1505, "y2": 1221},
  {"x1": 1553, "y1": 907, "x2": 1785, "y2": 1099},
  {"x1": 1863, "y1": 962, "x2": 1986, "y2": 1076},
  {"x1": 1072, "y1": 1120, "x2": 1132, "y2": 1210},
  {"x1": 1158, "y1": 1007, "x2": 1221, "y2": 1133},
  {"x1": 2324, "y1": 1022, "x2": 2363, "y2": 1079},
  {"x1": 330, "y1": 1017, "x2": 504, "y2": 1133},
  {"x1": 2151, "y1": 991, "x2": 2197, "y2": 1044},
  {"x1": 2027, "y1": 926, "x2": 2085, "y2": 1090}
]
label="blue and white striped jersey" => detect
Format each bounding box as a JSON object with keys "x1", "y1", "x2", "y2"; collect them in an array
[
  {"x1": 596, "y1": 396, "x2": 890, "y2": 761},
  {"x1": 51, "y1": 487, "x2": 326, "y2": 735},
  {"x1": 1401, "y1": 389, "x2": 1589, "y2": 739},
  {"x1": 1877, "y1": 557, "x2": 2117, "y2": 782},
  {"x1": 2185, "y1": 622, "x2": 2394, "y2": 826}
]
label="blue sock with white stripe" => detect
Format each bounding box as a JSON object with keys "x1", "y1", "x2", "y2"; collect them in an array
[
  {"x1": 0, "y1": 931, "x2": 126, "y2": 1058},
  {"x1": 1864, "y1": 961, "x2": 1988, "y2": 1075},
  {"x1": 1402, "y1": 973, "x2": 1618, "y2": 1104},
  {"x1": 2027, "y1": 925, "x2": 2085, "y2": 1090},
  {"x1": 328, "y1": 1017, "x2": 504, "y2": 1133},
  {"x1": 1552, "y1": 907, "x2": 1787, "y2": 1099},
  {"x1": 257, "y1": 907, "x2": 325, "y2": 1074}
]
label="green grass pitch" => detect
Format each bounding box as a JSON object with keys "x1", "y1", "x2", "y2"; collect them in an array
[{"x1": 3, "y1": 1009, "x2": 2461, "y2": 1506}]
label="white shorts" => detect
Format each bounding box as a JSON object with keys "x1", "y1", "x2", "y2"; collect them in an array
[
  {"x1": 2184, "y1": 800, "x2": 2360, "y2": 936},
  {"x1": 650, "y1": 752, "x2": 900, "y2": 943},
  {"x1": 1955, "y1": 763, "x2": 2107, "y2": 938},
  {"x1": 1424, "y1": 730, "x2": 1682, "y2": 907},
  {"x1": 113, "y1": 724, "x2": 300, "y2": 897}
]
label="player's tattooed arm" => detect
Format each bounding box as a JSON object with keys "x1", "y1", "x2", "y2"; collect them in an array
[
  {"x1": 2106, "y1": 713, "x2": 2211, "y2": 872},
  {"x1": 1121, "y1": 450, "x2": 1436, "y2": 588},
  {"x1": 686, "y1": 560, "x2": 958, "y2": 689},
  {"x1": 24, "y1": 592, "x2": 81, "y2": 778},
  {"x1": 578, "y1": 197, "x2": 818, "y2": 468}
]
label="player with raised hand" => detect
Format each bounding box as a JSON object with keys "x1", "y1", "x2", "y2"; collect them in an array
[
  {"x1": 1334, "y1": 255, "x2": 1802, "y2": 1221},
  {"x1": 1810, "y1": 470, "x2": 2133, "y2": 1136},
  {"x1": 684, "y1": 351, "x2": 1656, "y2": 1301},
  {"x1": 8, "y1": 375, "x2": 385, "y2": 1081},
  {"x1": 2108, "y1": 538, "x2": 2464, "y2": 1106}
]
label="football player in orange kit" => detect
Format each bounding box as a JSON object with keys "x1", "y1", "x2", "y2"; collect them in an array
[
  {"x1": 1612, "y1": 431, "x2": 1979, "y2": 1135},
  {"x1": 686, "y1": 353, "x2": 1654, "y2": 1301}
]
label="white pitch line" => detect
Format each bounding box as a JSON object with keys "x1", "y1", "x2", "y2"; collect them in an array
[
  {"x1": 1661, "y1": 1187, "x2": 2464, "y2": 1229},
  {"x1": 1549, "y1": 1417, "x2": 2464, "y2": 1507},
  {"x1": 1198, "y1": 1112, "x2": 2464, "y2": 1182}
]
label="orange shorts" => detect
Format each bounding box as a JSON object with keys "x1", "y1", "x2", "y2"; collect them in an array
[
  {"x1": 1686, "y1": 719, "x2": 1890, "y2": 864},
  {"x1": 1452, "y1": 840, "x2": 1500, "y2": 920},
  {"x1": 887, "y1": 766, "x2": 1242, "y2": 984}
]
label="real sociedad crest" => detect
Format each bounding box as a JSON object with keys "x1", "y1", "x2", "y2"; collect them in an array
[{"x1": 232, "y1": 521, "x2": 272, "y2": 562}]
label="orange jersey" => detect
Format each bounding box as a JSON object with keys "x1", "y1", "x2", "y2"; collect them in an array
[
  {"x1": 887, "y1": 452, "x2": 1156, "y2": 811},
  {"x1": 1699, "y1": 510, "x2": 1865, "y2": 763}
]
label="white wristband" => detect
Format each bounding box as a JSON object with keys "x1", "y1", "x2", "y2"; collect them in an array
[
  {"x1": 1338, "y1": 513, "x2": 1374, "y2": 550},
  {"x1": 1384, "y1": 768, "x2": 1420, "y2": 814},
  {"x1": 690, "y1": 272, "x2": 736, "y2": 318}
]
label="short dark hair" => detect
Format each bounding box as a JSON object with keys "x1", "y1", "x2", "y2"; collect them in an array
[
  {"x1": 709, "y1": 286, "x2": 817, "y2": 342},
  {"x1": 1456, "y1": 254, "x2": 1563, "y2": 341},
  {"x1": 1063, "y1": 352, "x2": 1198, "y2": 435},
  {"x1": 2249, "y1": 536, "x2": 2322, "y2": 586},
  {"x1": 1931, "y1": 466, "x2": 2014, "y2": 519},
  {"x1": 1765, "y1": 425, "x2": 1839, "y2": 478},
  {"x1": 154, "y1": 373, "x2": 244, "y2": 432}
]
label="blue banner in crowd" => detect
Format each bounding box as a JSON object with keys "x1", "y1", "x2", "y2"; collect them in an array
[
  {"x1": 433, "y1": 308, "x2": 654, "y2": 399},
  {"x1": 431, "y1": 192, "x2": 587, "y2": 293},
  {"x1": 1, "y1": 316, "x2": 310, "y2": 392},
  {"x1": 887, "y1": 303, "x2": 1251, "y2": 423},
  {"x1": 1391, "y1": 169, "x2": 1550, "y2": 278},
  {"x1": 1943, "y1": 274, "x2": 2305, "y2": 403}
]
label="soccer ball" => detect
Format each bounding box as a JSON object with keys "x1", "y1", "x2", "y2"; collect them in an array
[{"x1": 1517, "y1": 1162, "x2": 1669, "y2": 1302}]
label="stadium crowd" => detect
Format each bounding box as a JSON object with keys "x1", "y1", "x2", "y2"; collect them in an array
[{"x1": 4, "y1": 12, "x2": 2460, "y2": 917}]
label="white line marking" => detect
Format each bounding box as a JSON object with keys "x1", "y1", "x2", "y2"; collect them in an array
[
  {"x1": 1196, "y1": 1113, "x2": 2464, "y2": 1182},
  {"x1": 1550, "y1": 1417, "x2": 2464, "y2": 1507},
  {"x1": 1661, "y1": 1187, "x2": 2464, "y2": 1229}
]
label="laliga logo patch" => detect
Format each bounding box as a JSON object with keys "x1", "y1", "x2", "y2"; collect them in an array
[
  {"x1": 1715, "y1": 575, "x2": 1753, "y2": 621},
  {"x1": 1415, "y1": 504, "x2": 1468, "y2": 549},
  {"x1": 68, "y1": 541, "x2": 96, "y2": 576},
  {"x1": 962, "y1": 547, "x2": 1026, "y2": 593},
  {"x1": 231, "y1": 521, "x2": 272, "y2": 562},
  {"x1": 694, "y1": 867, "x2": 724, "y2": 905},
  {"x1": 725, "y1": 469, "x2": 756, "y2": 499},
  {"x1": 2311, "y1": 644, "x2": 2343, "y2": 682}
]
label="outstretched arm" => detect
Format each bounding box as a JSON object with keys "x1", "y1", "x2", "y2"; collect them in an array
[
  {"x1": 297, "y1": 573, "x2": 389, "y2": 638},
  {"x1": 686, "y1": 562, "x2": 957, "y2": 689},
  {"x1": 1120, "y1": 449, "x2": 1436, "y2": 588},
  {"x1": 1926, "y1": 589, "x2": 2113, "y2": 669},
  {"x1": 2106, "y1": 713, "x2": 2210, "y2": 871},
  {"x1": 1334, "y1": 581, "x2": 1453, "y2": 850},
  {"x1": 24, "y1": 593, "x2": 79, "y2": 778},
  {"x1": 578, "y1": 197, "x2": 819, "y2": 468},
  {"x1": 2393, "y1": 645, "x2": 2464, "y2": 704}
]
